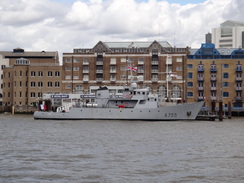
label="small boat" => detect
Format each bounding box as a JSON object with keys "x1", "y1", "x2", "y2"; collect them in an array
[{"x1": 33, "y1": 82, "x2": 204, "y2": 121}]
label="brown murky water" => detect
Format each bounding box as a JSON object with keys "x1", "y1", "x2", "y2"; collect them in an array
[{"x1": 0, "y1": 114, "x2": 244, "y2": 182}]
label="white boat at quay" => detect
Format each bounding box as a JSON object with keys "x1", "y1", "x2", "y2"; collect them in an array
[{"x1": 33, "y1": 82, "x2": 204, "y2": 121}]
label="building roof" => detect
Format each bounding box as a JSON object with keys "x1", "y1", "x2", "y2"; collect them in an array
[
  {"x1": 188, "y1": 43, "x2": 244, "y2": 59},
  {"x1": 102, "y1": 41, "x2": 172, "y2": 48},
  {"x1": 221, "y1": 20, "x2": 244, "y2": 27},
  {"x1": 0, "y1": 48, "x2": 58, "y2": 58},
  {"x1": 189, "y1": 48, "x2": 236, "y2": 55}
]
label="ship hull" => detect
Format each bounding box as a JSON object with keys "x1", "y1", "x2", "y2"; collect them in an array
[{"x1": 34, "y1": 101, "x2": 204, "y2": 121}]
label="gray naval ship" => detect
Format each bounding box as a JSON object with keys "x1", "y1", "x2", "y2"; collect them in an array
[{"x1": 34, "y1": 82, "x2": 204, "y2": 121}]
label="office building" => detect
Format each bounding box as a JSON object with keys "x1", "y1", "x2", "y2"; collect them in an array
[{"x1": 212, "y1": 20, "x2": 244, "y2": 48}]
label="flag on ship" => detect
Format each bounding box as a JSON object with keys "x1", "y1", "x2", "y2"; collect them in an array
[
  {"x1": 169, "y1": 73, "x2": 177, "y2": 77},
  {"x1": 127, "y1": 66, "x2": 138, "y2": 71}
]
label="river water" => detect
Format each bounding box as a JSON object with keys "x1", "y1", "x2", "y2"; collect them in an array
[{"x1": 0, "y1": 114, "x2": 244, "y2": 183}]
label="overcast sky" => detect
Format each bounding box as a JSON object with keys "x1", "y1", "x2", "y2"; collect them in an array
[{"x1": 0, "y1": 0, "x2": 243, "y2": 56}]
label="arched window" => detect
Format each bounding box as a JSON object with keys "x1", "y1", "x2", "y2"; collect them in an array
[
  {"x1": 171, "y1": 85, "x2": 181, "y2": 99},
  {"x1": 157, "y1": 85, "x2": 167, "y2": 102}
]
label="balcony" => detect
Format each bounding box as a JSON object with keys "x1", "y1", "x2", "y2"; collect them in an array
[
  {"x1": 197, "y1": 67, "x2": 204, "y2": 72},
  {"x1": 210, "y1": 77, "x2": 217, "y2": 81},
  {"x1": 96, "y1": 61, "x2": 103, "y2": 65},
  {"x1": 197, "y1": 77, "x2": 204, "y2": 81},
  {"x1": 197, "y1": 96, "x2": 205, "y2": 101},
  {"x1": 211, "y1": 96, "x2": 217, "y2": 101},
  {"x1": 110, "y1": 78, "x2": 116, "y2": 82},
  {"x1": 152, "y1": 78, "x2": 158, "y2": 82},
  {"x1": 138, "y1": 61, "x2": 144, "y2": 65},
  {"x1": 96, "y1": 78, "x2": 103, "y2": 82},
  {"x1": 210, "y1": 87, "x2": 217, "y2": 91},
  {"x1": 138, "y1": 70, "x2": 144, "y2": 73},
  {"x1": 151, "y1": 60, "x2": 159, "y2": 65},
  {"x1": 236, "y1": 77, "x2": 242, "y2": 81},
  {"x1": 236, "y1": 66, "x2": 242, "y2": 72},
  {"x1": 235, "y1": 97, "x2": 242, "y2": 101},
  {"x1": 151, "y1": 70, "x2": 158, "y2": 73},
  {"x1": 198, "y1": 87, "x2": 204, "y2": 91},
  {"x1": 83, "y1": 61, "x2": 89, "y2": 65},
  {"x1": 110, "y1": 70, "x2": 116, "y2": 73},
  {"x1": 210, "y1": 67, "x2": 217, "y2": 72},
  {"x1": 236, "y1": 87, "x2": 242, "y2": 91},
  {"x1": 96, "y1": 69, "x2": 103, "y2": 73}
]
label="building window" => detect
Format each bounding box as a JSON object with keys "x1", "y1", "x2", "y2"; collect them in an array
[
  {"x1": 121, "y1": 75, "x2": 126, "y2": 79},
  {"x1": 73, "y1": 76, "x2": 79, "y2": 79},
  {"x1": 83, "y1": 75, "x2": 89, "y2": 81},
  {"x1": 30, "y1": 92, "x2": 35, "y2": 98},
  {"x1": 74, "y1": 58, "x2": 79, "y2": 63},
  {"x1": 47, "y1": 82, "x2": 52, "y2": 87},
  {"x1": 65, "y1": 67, "x2": 71, "y2": 71},
  {"x1": 128, "y1": 58, "x2": 134, "y2": 62},
  {"x1": 83, "y1": 65, "x2": 89, "y2": 73},
  {"x1": 19, "y1": 92, "x2": 22, "y2": 98},
  {"x1": 20, "y1": 81, "x2": 22, "y2": 87},
  {"x1": 55, "y1": 71, "x2": 60, "y2": 76},
  {"x1": 38, "y1": 92, "x2": 42, "y2": 98},
  {"x1": 83, "y1": 58, "x2": 89, "y2": 64},
  {"x1": 65, "y1": 58, "x2": 71, "y2": 63},
  {"x1": 187, "y1": 82, "x2": 193, "y2": 87},
  {"x1": 223, "y1": 82, "x2": 228, "y2": 87},
  {"x1": 176, "y1": 58, "x2": 182, "y2": 62},
  {"x1": 30, "y1": 71, "x2": 35, "y2": 76},
  {"x1": 65, "y1": 75, "x2": 71, "y2": 79},
  {"x1": 172, "y1": 85, "x2": 181, "y2": 98},
  {"x1": 66, "y1": 84, "x2": 71, "y2": 89},
  {"x1": 73, "y1": 67, "x2": 79, "y2": 71},
  {"x1": 75, "y1": 85, "x2": 83, "y2": 91},
  {"x1": 121, "y1": 58, "x2": 126, "y2": 62},
  {"x1": 223, "y1": 64, "x2": 229, "y2": 68},
  {"x1": 120, "y1": 66, "x2": 126, "y2": 71},
  {"x1": 223, "y1": 92, "x2": 229, "y2": 97},
  {"x1": 38, "y1": 71, "x2": 43, "y2": 76},
  {"x1": 55, "y1": 82, "x2": 60, "y2": 87},
  {"x1": 38, "y1": 82, "x2": 43, "y2": 87},
  {"x1": 110, "y1": 58, "x2": 116, "y2": 64},
  {"x1": 31, "y1": 82, "x2": 35, "y2": 87},
  {"x1": 176, "y1": 66, "x2": 182, "y2": 71},
  {"x1": 187, "y1": 92, "x2": 193, "y2": 97},
  {"x1": 138, "y1": 58, "x2": 144, "y2": 64},
  {"x1": 187, "y1": 64, "x2": 193, "y2": 69},
  {"x1": 223, "y1": 73, "x2": 229, "y2": 78},
  {"x1": 48, "y1": 71, "x2": 52, "y2": 76},
  {"x1": 187, "y1": 73, "x2": 193, "y2": 79}
]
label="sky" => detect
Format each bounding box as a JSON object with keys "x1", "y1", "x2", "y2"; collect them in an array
[{"x1": 0, "y1": 0, "x2": 243, "y2": 58}]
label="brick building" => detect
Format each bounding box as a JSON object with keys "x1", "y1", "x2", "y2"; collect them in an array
[
  {"x1": 62, "y1": 41, "x2": 188, "y2": 102},
  {"x1": 187, "y1": 43, "x2": 244, "y2": 112},
  {"x1": 1, "y1": 48, "x2": 60, "y2": 112}
]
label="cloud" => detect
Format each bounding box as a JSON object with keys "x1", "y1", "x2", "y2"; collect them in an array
[{"x1": 0, "y1": 0, "x2": 240, "y2": 57}]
